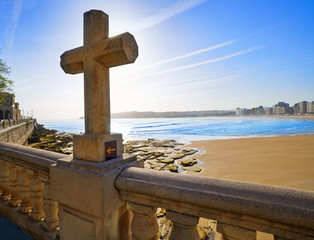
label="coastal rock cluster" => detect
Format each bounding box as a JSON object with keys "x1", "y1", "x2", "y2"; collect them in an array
[
  {"x1": 30, "y1": 125, "x2": 204, "y2": 173},
  {"x1": 29, "y1": 124, "x2": 73, "y2": 154},
  {"x1": 124, "y1": 139, "x2": 203, "y2": 173}
]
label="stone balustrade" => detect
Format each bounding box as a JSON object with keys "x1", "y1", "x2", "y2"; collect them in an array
[
  {"x1": 0, "y1": 119, "x2": 30, "y2": 130},
  {"x1": 116, "y1": 167, "x2": 314, "y2": 240},
  {"x1": 0, "y1": 119, "x2": 34, "y2": 145},
  {"x1": 0, "y1": 140, "x2": 314, "y2": 240},
  {"x1": 0, "y1": 142, "x2": 70, "y2": 240}
]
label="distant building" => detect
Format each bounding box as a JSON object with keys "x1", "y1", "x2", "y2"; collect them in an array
[
  {"x1": 265, "y1": 107, "x2": 273, "y2": 115},
  {"x1": 277, "y1": 102, "x2": 289, "y2": 108},
  {"x1": 298, "y1": 101, "x2": 308, "y2": 114},
  {"x1": 236, "y1": 100, "x2": 314, "y2": 116},
  {"x1": 0, "y1": 93, "x2": 21, "y2": 120},
  {"x1": 272, "y1": 102, "x2": 294, "y2": 115},
  {"x1": 308, "y1": 101, "x2": 314, "y2": 114},
  {"x1": 256, "y1": 106, "x2": 265, "y2": 115}
]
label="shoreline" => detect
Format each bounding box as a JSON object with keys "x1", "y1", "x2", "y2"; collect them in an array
[
  {"x1": 30, "y1": 123, "x2": 314, "y2": 191},
  {"x1": 187, "y1": 134, "x2": 314, "y2": 191}
]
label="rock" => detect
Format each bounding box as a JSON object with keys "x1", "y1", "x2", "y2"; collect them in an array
[
  {"x1": 146, "y1": 160, "x2": 159, "y2": 165},
  {"x1": 165, "y1": 164, "x2": 178, "y2": 173},
  {"x1": 123, "y1": 139, "x2": 202, "y2": 173},
  {"x1": 158, "y1": 217, "x2": 172, "y2": 239},
  {"x1": 159, "y1": 158, "x2": 174, "y2": 164},
  {"x1": 184, "y1": 167, "x2": 202, "y2": 172},
  {"x1": 180, "y1": 159, "x2": 198, "y2": 166},
  {"x1": 169, "y1": 152, "x2": 186, "y2": 160}
]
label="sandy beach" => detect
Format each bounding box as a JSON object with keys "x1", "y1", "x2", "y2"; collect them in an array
[{"x1": 188, "y1": 135, "x2": 314, "y2": 191}]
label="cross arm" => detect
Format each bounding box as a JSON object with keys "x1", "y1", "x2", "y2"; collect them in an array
[
  {"x1": 60, "y1": 32, "x2": 138, "y2": 74},
  {"x1": 60, "y1": 46, "x2": 84, "y2": 74},
  {"x1": 92, "y1": 32, "x2": 138, "y2": 68}
]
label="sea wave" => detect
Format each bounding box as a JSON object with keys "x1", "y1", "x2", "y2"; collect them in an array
[{"x1": 40, "y1": 117, "x2": 314, "y2": 142}]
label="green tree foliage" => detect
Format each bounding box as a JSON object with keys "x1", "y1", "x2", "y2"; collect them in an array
[{"x1": 0, "y1": 51, "x2": 14, "y2": 104}]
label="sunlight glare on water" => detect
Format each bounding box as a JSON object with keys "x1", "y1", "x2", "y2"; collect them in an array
[{"x1": 40, "y1": 117, "x2": 314, "y2": 144}]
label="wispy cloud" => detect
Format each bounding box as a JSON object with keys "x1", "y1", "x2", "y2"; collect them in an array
[
  {"x1": 159, "y1": 49, "x2": 250, "y2": 74},
  {"x1": 248, "y1": 23, "x2": 284, "y2": 36},
  {"x1": 142, "y1": 46, "x2": 260, "y2": 76},
  {"x1": 130, "y1": 40, "x2": 235, "y2": 72},
  {"x1": 130, "y1": 0, "x2": 207, "y2": 32},
  {"x1": 114, "y1": 46, "x2": 260, "y2": 87},
  {"x1": 156, "y1": 71, "x2": 248, "y2": 93},
  {"x1": 178, "y1": 74, "x2": 243, "y2": 90},
  {"x1": 6, "y1": 0, "x2": 23, "y2": 63}
]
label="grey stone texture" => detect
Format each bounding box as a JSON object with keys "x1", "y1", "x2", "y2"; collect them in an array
[
  {"x1": 0, "y1": 120, "x2": 34, "y2": 145},
  {"x1": 116, "y1": 167, "x2": 314, "y2": 240}
]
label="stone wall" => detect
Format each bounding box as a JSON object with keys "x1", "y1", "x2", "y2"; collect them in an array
[{"x1": 0, "y1": 120, "x2": 34, "y2": 145}]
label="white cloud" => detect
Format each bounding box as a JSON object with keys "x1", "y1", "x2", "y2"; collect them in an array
[{"x1": 130, "y1": 0, "x2": 207, "y2": 32}]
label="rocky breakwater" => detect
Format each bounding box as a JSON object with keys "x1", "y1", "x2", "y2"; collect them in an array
[{"x1": 124, "y1": 139, "x2": 203, "y2": 173}]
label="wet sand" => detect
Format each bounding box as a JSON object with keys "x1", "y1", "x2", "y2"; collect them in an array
[{"x1": 188, "y1": 135, "x2": 314, "y2": 191}]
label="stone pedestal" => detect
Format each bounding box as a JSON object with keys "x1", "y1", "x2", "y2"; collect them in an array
[
  {"x1": 51, "y1": 154, "x2": 143, "y2": 240},
  {"x1": 73, "y1": 133, "x2": 123, "y2": 162}
]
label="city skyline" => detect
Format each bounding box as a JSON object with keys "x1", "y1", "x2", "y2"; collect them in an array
[
  {"x1": 0, "y1": 0, "x2": 314, "y2": 120},
  {"x1": 236, "y1": 100, "x2": 314, "y2": 116}
]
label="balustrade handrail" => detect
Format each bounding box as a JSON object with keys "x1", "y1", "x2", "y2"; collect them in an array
[
  {"x1": 0, "y1": 141, "x2": 70, "y2": 173},
  {"x1": 116, "y1": 167, "x2": 314, "y2": 238},
  {"x1": 0, "y1": 141, "x2": 67, "y2": 239}
]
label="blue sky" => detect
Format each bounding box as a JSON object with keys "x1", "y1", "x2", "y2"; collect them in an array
[{"x1": 0, "y1": 0, "x2": 313, "y2": 120}]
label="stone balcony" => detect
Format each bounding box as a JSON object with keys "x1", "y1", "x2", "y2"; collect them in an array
[{"x1": 0, "y1": 141, "x2": 313, "y2": 240}]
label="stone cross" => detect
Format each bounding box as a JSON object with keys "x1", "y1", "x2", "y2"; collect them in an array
[
  {"x1": 60, "y1": 10, "x2": 138, "y2": 135},
  {"x1": 60, "y1": 10, "x2": 138, "y2": 162}
]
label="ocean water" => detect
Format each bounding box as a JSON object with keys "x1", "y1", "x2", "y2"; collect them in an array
[{"x1": 40, "y1": 117, "x2": 314, "y2": 143}]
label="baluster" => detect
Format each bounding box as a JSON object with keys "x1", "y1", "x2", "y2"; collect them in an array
[
  {"x1": 29, "y1": 171, "x2": 44, "y2": 221},
  {"x1": 41, "y1": 175, "x2": 59, "y2": 231},
  {"x1": 128, "y1": 202, "x2": 159, "y2": 240},
  {"x1": 0, "y1": 160, "x2": 11, "y2": 200},
  {"x1": 166, "y1": 210, "x2": 200, "y2": 240},
  {"x1": 18, "y1": 166, "x2": 32, "y2": 214},
  {"x1": 8, "y1": 163, "x2": 22, "y2": 207}
]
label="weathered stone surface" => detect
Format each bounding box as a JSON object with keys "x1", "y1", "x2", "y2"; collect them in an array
[
  {"x1": 73, "y1": 133, "x2": 123, "y2": 162},
  {"x1": 51, "y1": 154, "x2": 142, "y2": 240},
  {"x1": 117, "y1": 166, "x2": 314, "y2": 239}
]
